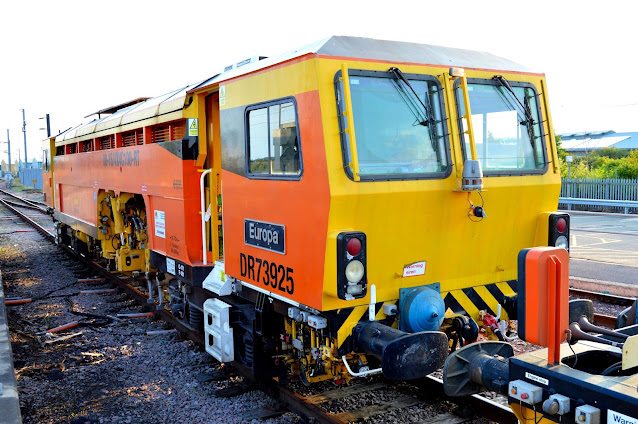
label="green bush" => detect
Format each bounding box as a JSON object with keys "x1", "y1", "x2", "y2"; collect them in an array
[
  {"x1": 591, "y1": 147, "x2": 630, "y2": 159},
  {"x1": 560, "y1": 149, "x2": 638, "y2": 179}
]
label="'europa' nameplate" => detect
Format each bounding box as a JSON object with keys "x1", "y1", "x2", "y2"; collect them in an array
[{"x1": 244, "y1": 219, "x2": 285, "y2": 254}]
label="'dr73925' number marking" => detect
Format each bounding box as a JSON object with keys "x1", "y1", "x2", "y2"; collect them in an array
[{"x1": 239, "y1": 253, "x2": 294, "y2": 294}]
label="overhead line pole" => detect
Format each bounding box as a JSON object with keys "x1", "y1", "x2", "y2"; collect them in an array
[
  {"x1": 40, "y1": 113, "x2": 51, "y2": 138},
  {"x1": 6, "y1": 129, "x2": 11, "y2": 178},
  {"x1": 21, "y1": 108, "x2": 27, "y2": 169}
]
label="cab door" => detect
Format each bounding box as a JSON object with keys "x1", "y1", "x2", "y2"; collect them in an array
[
  {"x1": 42, "y1": 137, "x2": 55, "y2": 207},
  {"x1": 204, "y1": 92, "x2": 222, "y2": 261}
]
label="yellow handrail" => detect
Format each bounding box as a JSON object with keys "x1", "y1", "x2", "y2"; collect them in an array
[
  {"x1": 340, "y1": 64, "x2": 361, "y2": 181},
  {"x1": 459, "y1": 75, "x2": 478, "y2": 161}
]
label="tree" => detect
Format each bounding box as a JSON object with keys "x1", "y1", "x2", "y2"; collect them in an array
[
  {"x1": 591, "y1": 147, "x2": 629, "y2": 160},
  {"x1": 555, "y1": 134, "x2": 567, "y2": 161}
]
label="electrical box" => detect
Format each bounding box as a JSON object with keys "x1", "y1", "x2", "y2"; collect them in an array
[
  {"x1": 308, "y1": 315, "x2": 327, "y2": 329},
  {"x1": 575, "y1": 405, "x2": 601, "y2": 424},
  {"x1": 543, "y1": 394, "x2": 570, "y2": 415},
  {"x1": 508, "y1": 379, "x2": 542, "y2": 405}
]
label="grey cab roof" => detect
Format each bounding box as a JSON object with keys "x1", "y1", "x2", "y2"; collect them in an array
[
  {"x1": 56, "y1": 36, "x2": 536, "y2": 143},
  {"x1": 193, "y1": 36, "x2": 538, "y2": 91}
]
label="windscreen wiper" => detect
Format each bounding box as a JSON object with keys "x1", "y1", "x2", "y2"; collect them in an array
[
  {"x1": 492, "y1": 75, "x2": 534, "y2": 126},
  {"x1": 389, "y1": 67, "x2": 436, "y2": 127},
  {"x1": 493, "y1": 75, "x2": 542, "y2": 166},
  {"x1": 388, "y1": 66, "x2": 441, "y2": 159}
]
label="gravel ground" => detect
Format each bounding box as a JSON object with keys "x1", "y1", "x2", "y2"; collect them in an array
[
  {"x1": 0, "y1": 190, "x2": 299, "y2": 424},
  {"x1": 2, "y1": 186, "x2": 632, "y2": 424}
]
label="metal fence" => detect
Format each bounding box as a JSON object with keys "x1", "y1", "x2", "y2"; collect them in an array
[
  {"x1": 18, "y1": 168, "x2": 43, "y2": 190},
  {"x1": 560, "y1": 178, "x2": 638, "y2": 213}
]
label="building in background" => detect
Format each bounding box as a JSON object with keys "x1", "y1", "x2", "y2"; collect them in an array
[
  {"x1": 1, "y1": 160, "x2": 19, "y2": 175},
  {"x1": 560, "y1": 130, "x2": 638, "y2": 157}
]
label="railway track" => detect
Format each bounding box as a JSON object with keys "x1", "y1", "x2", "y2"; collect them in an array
[
  {"x1": 2, "y1": 188, "x2": 632, "y2": 423},
  {"x1": 569, "y1": 287, "x2": 635, "y2": 328},
  {"x1": 1, "y1": 189, "x2": 512, "y2": 423}
]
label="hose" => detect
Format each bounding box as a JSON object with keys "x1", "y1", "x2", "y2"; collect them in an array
[{"x1": 601, "y1": 361, "x2": 623, "y2": 376}]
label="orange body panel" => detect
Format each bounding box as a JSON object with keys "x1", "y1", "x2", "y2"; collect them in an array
[
  {"x1": 223, "y1": 91, "x2": 330, "y2": 309},
  {"x1": 53, "y1": 143, "x2": 203, "y2": 265},
  {"x1": 43, "y1": 168, "x2": 54, "y2": 207}
]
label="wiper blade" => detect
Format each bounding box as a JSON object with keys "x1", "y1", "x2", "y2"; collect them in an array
[
  {"x1": 492, "y1": 75, "x2": 534, "y2": 125},
  {"x1": 493, "y1": 75, "x2": 542, "y2": 167},
  {"x1": 389, "y1": 67, "x2": 436, "y2": 127}
]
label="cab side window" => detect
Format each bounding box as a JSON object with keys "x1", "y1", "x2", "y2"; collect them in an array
[
  {"x1": 43, "y1": 149, "x2": 50, "y2": 172},
  {"x1": 246, "y1": 99, "x2": 302, "y2": 178}
]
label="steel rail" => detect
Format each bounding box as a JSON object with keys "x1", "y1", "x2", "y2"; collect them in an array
[
  {"x1": 423, "y1": 375, "x2": 518, "y2": 424},
  {"x1": 0, "y1": 199, "x2": 54, "y2": 239},
  {"x1": 272, "y1": 384, "x2": 344, "y2": 424},
  {"x1": 593, "y1": 313, "x2": 618, "y2": 328},
  {"x1": 0, "y1": 193, "x2": 203, "y2": 343},
  {"x1": 569, "y1": 287, "x2": 635, "y2": 306},
  {"x1": 0, "y1": 188, "x2": 49, "y2": 212},
  {"x1": 78, "y1": 258, "x2": 204, "y2": 345},
  {"x1": 2, "y1": 199, "x2": 47, "y2": 212},
  {"x1": 4, "y1": 190, "x2": 622, "y2": 423}
]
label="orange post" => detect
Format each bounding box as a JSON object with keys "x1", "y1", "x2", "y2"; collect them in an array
[{"x1": 518, "y1": 247, "x2": 569, "y2": 364}]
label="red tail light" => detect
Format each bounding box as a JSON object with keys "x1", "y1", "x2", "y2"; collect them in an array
[
  {"x1": 337, "y1": 232, "x2": 367, "y2": 300},
  {"x1": 556, "y1": 217, "x2": 567, "y2": 233},
  {"x1": 346, "y1": 238, "x2": 362, "y2": 256},
  {"x1": 549, "y1": 213, "x2": 570, "y2": 251}
]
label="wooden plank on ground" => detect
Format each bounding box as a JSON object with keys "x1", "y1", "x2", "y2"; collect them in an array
[
  {"x1": 420, "y1": 412, "x2": 475, "y2": 423},
  {"x1": 241, "y1": 406, "x2": 286, "y2": 420},
  {"x1": 304, "y1": 382, "x2": 388, "y2": 404},
  {"x1": 332, "y1": 394, "x2": 419, "y2": 422}
]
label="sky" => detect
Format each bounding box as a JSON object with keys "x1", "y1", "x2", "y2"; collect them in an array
[{"x1": 1, "y1": 0, "x2": 637, "y2": 163}]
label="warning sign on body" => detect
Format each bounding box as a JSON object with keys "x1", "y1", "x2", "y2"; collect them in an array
[
  {"x1": 219, "y1": 85, "x2": 226, "y2": 107},
  {"x1": 188, "y1": 118, "x2": 198, "y2": 137},
  {"x1": 403, "y1": 261, "x2": 426, "y2": 277}
]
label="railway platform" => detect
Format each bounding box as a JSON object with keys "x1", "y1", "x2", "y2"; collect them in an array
[{"x1": 0, "y1": 270, "x2": 22, "y2": 424}]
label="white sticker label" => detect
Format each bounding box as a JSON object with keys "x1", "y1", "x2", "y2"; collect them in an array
[
  {"x1": 166, "y1": 257, "x2": 176, "y2": 275},
  {"x1": 609, "y1": 410, "x2": 638, "y2": 424},
  {"x1": 525, "y1": 372, "x2": 549, "y2": 386},
  {"x1": 403, "y1": 261, "x2": 426, "y2": 277},
  {"x1": 204, "y1": 204, "x2": 212, "y2": 222},
  {"x1": 154, "y1": 210, "x2": 165, "y2": 238},
  {"x1": 219, "y1": 85, "x2": 226, "y2": 107}
]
